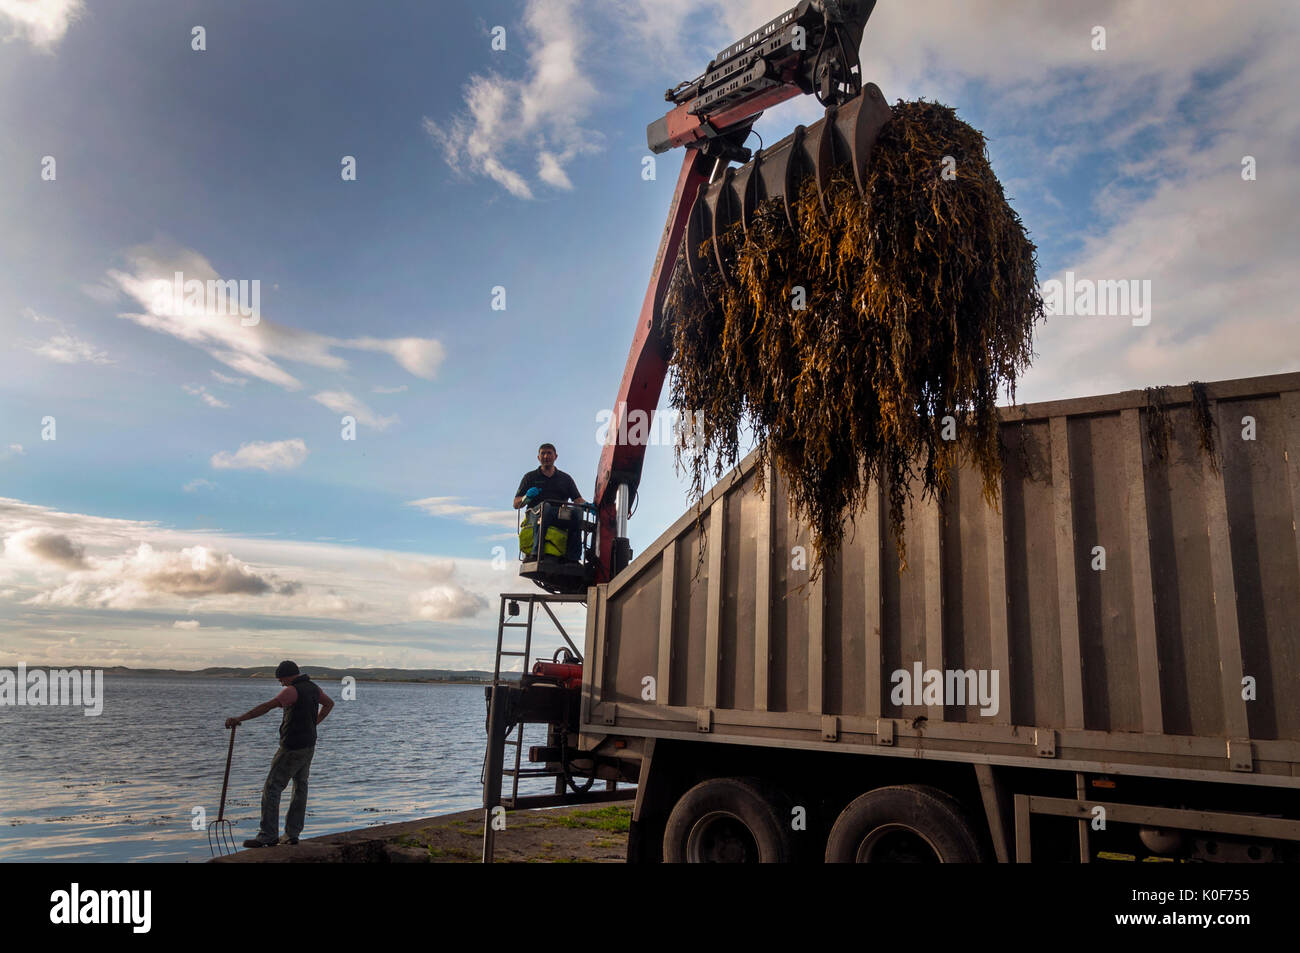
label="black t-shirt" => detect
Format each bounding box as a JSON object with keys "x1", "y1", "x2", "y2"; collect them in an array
[{"x1": 516, "y1": 467, "x2": 582, "y2": 504}]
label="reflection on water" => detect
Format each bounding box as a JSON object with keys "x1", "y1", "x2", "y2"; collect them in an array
[{"x1": 0, "y1": 675, "x2": 553, "y2": 862}]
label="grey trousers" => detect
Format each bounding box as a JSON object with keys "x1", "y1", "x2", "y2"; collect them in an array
[{"x1": 259, "y1": 744, "x2": 315, "y2": 840}]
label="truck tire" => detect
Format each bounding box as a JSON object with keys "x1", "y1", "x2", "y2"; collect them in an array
[
  {"x1": 825, "y1": 784, "x2": 985, "y2": 863},
  {"x1": 663, "y1": 777, "x2": 795, "y2": 863}
]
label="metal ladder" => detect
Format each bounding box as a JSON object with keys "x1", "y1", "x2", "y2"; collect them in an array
[
  {"x1": 482, "y1": 593, "x2": 586, "y2": 808},
  {"x1": 487, "y1": 594, "x2": 579, "y2": 807},
  {"x1": 483, "y1": 591, "x2": 636, "y2": 862}
]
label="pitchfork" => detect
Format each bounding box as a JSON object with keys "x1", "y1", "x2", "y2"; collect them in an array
[{"x1": 207, "y1": 723, "x2": 237, "y2": 857}]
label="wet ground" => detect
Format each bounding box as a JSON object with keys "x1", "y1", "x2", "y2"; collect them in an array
[{"x1": 211, "y1": 803, "x2": 632, "y2": 863}]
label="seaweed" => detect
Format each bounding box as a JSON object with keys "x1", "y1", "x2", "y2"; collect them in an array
[
  {"x1": 664, "y1": 100, "x2": 1044, "y2": 579},
  {"x1": 1144, "y1": 385, "x2": 1172, "y2": 465},
  {"x1": 1188, "y1": 380, "x2": 1218, "y2": 472}
]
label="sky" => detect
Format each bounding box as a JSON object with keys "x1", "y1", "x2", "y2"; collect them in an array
[{"x1": 0, "y1": 0, "x2": 1296, "y2": 671}]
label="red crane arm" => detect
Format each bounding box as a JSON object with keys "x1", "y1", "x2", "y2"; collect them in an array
[{"x1": 592, "y1": 149, "x2": 711, "y2": 582}]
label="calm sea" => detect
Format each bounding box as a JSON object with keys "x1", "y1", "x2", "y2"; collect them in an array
[{"x1": 0, "y1": 674, "x2": 555, "y2": 863}]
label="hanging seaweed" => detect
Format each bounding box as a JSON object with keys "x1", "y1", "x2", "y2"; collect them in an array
[
  {"x1": 665, "y1": 100, "x2": 1044, "y2": 579},
  {"x1": 1144, "y1": 385, "x2": 1173, "y2": 465},
  {"x1": 1188, "y1": 380, "x2": 1218, "y2": 472}
]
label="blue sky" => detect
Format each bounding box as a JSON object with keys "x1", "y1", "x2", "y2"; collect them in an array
[{"x1": 1, "y1": 0, "x2": 1296, "y2": 670}]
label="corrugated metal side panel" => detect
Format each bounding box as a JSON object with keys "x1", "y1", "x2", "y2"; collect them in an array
[
  {"x1": 722, "y1": 471, "x2": 756, "y2": 711},
  {"x1": 1146, "y1": 405, "x2": 1223, "y2": 737},
  {"x1": 1218, "y1": 394, "x2": 1300, "y2": 741},
  {"x1": 881, "y1": 491, "x2": 935, "y2": 722},
  {"x1": 1001, "y1": 420, "x2": 1064, "y2": 727},
  {"x1": 589, "y1": 373, "x2": 1300, "y2": 762},
  {"x1": 824, "y1": 501, "x2": 871, "y2": 719},
  {"x1": 671, "y1": 516, "x2": 708, "y2": 708},
  {"x1": 1069, "y1": 412, "x2": 1143, "y2": 733},
  {"x1": 603, "y1": 559, "x2": 661, "y2": 706},
  {"x1": 771, "y1": 479, "x2": 812, "y2": 713},
  {"x1": 942, "y1": 464, "x2": 996, "y2": 725}
]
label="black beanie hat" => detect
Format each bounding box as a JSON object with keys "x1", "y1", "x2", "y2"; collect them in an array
[{"x1": 275, "y1": 660, "x2": 300, "y2": 678}]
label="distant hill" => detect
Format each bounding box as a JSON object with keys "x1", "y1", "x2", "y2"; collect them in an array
[{"x1": 92, "y1": 666, "x2": 519, "y2": 684}]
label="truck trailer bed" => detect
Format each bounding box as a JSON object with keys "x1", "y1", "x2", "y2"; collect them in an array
[{"x1": 580, "y1": 372, "x2": 1300, "y2": 789}]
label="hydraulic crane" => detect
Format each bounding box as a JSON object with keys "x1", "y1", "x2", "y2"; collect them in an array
[
  {"x1": 520, "y1": 0, "x2": 892, "y2": 592},
  {"x1": 494, "y1": 0, "x2": 896, "y2": 858}
]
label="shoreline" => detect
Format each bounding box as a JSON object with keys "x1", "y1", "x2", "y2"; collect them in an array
[
  {"x1": 209, "y1": 803, "x2": 631, "y2": 863},
  {"x1": 17, "y1": 667, "x2": 515, "y2": 686}
]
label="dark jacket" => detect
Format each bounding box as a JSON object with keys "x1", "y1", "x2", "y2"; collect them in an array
[{"x1": 279, "y1": 675, "x2": 321, "y2": 751}]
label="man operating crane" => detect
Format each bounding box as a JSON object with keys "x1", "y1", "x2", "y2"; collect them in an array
[
  {"x1": 515, "y1": 443, "x2": 591, "y2": 565},
  {"x1": 513, "y1": 443, "x2": 586, "y2": 511}
]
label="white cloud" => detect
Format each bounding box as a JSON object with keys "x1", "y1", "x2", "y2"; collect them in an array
[
  {"x1": 387, "y1": 555, "x2": 491, "y2": 620},
  {"x1": 29, "y1": 333, "x2": 113, "y2": 365},
  {"x1": 182, "y1": 384, "x2": 230, "y2": 409},
  {"x1": 1, "y1": 444, "x2": 23, "y2": 459},
  {"x1": 311, "y1": 391, "x2": 397, "y2": 431},
  {"x1": 0, "y1": 0, "x2": 84, "y2": 50},
  {"x1": 0, "y1": 498, "x2": 515, "y2": 661},
  {"x1": 173, "y1": 619, "x2": 200, "y2": 630},
  {"x1": 183, "y1": 478, "x2": 217, "y2": 492},
  {"x1": 410, "y1": 584, "x2": 488, "y2": 621},
  {"x1": 372, "y1": 384, "x2": 408, "y2": 394},
  {"x1": 423, "y1": 0, "x2": 602, "y2": 198},
  {"x1": 383, "y1": 554, "x2": 456, "y2": 580},
  {"x1": 344, "y1": 337, "x2": 445, "y2": 380},
  {"x1": 211, "y1": 370, "x2": 247, "y2": 387},
  {"x1": 1003, "y1": 9, "x2": 1300, "y2": 398},
  {"x1": 102, "y1": 244, "x2": 446, "y2": 389},
  {"x1": 608, "y1": 0, "x2": 704, "y2": 72},
  {"x1": 211, "y1": 438, "x2": 308, "y2": 472},
  {"x1": 22, "y1": 308, "x2": 112, "y2": 364},
  {"x1": 536, "y1": 151, "x2": 572, "y2": 190},
  {"x1": 3, "y1": 527, "x2": 88, "y2": 569},
  {"x1": 23, "y1": 542, "x2": 301, "y2": 610},
  {"x1": 406, "y1": 496, "x2": 517, "y2": 529}
]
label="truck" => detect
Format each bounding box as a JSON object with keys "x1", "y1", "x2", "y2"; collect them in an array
[
  {"x1": 482, "y1": 0, "x2": 1300, "y2": 862},
  {"x1": 485, "y1": 371, "x2": 1300, "y2": 862}
]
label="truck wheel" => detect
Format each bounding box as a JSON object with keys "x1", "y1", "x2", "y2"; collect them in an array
[
  {"x1": 663, "y1": 777, "x2": 795, "y2": 863},
  {"x1": 825, "y1": 785, "x2": 985, "y2": 863}
]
